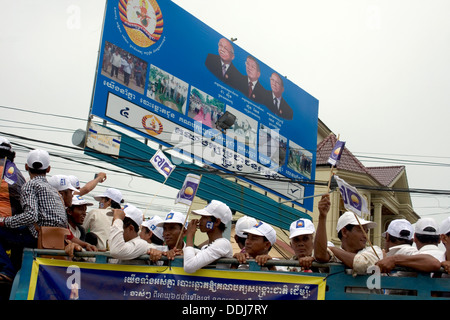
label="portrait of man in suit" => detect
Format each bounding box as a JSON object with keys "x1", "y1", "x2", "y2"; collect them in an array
[
  {"x1": 205, "y1": 38, "x2": 245, "y2": 89},
  {"x1": 239, "y1": 56, "x2": 269, "y2": 105},
  {"x1": 264, "y1": 72, "x2": 293, "y2": 120}
]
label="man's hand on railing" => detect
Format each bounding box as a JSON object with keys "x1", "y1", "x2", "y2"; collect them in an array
[
  {"x1": 442, "y1": 261, "x2": 450, "y2": 274},
  {"x1": 165, "y1": 248, "x2": 183, "y2": 260},
  {"x1": 298, "y1": 256, "x2": 315, "y2": 270},
  {"x1": 148, "y1": 249, "x2": 164, "y2": 263},
  {"x1": 233, "y1": 252, "x2": 250, "y2": 264},
  {"x1": 65, "y1": 240, "x2": 83, "y2": 260}
]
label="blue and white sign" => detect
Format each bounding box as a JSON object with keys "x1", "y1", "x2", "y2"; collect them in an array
[{"x1": 90, "y1": 0, "x2": 319, "y2": 210}]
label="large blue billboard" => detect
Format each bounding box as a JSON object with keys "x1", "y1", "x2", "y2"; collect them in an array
[{"x1": 90, "y1": 0, "x2": 319, "y2": 210}]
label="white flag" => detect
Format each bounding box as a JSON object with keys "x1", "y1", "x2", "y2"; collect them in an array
[
  {"x1": 150, "y1": 150, "x2": 175, "y2": 179},
  {"x1": 175, "y1": 174, "x2": 201, "y2": 206},
  {"x1": 334, "y1": 175, "x2": 369, "y2": 217}
]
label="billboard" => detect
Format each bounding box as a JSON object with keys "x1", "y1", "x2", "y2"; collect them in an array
[{"x1": 90, "y1": 0, "x2": 319, "y2": 210}]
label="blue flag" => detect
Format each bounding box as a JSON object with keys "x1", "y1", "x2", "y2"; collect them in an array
[
  {"x1": 2, "y1": 159, "x2": 19, "y2": 185},
  {"x1": 175, "y1": 174, "x2": 201, "y2": 206},
  {"x1": 334, "y1": 175, "x2": 369, "y2": 217},
  {"x1": 150, "y1": 150, "x2": 175, "y2": 179},
  {"x1": 327, "y1": 140, "x2": 345, "y2": 166}
]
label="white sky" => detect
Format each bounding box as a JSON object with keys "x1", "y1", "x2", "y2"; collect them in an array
[{"x1": 1, "y1": 0, "x2": 450, "y2": 224}]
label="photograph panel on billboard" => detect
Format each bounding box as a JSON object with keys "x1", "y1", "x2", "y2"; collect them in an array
[{"x1": 90, "y1": 0, "x2": 319, "y2": 210}]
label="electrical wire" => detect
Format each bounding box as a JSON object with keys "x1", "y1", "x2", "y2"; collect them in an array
[
  {"x1": 4, "y1": 104, "x2": 450, "y2": 169},
  {"x1": 3, "y1": 129, "x2": 450, "y2": 198},
  {"x1": 2, "y1": 106, "x2": 450, "y2": 198}
]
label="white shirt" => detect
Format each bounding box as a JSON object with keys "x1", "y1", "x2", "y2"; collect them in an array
[
  {"x1": 386, "y1": 244, "x2": 418, "y2": 257},
  {"x1": 69, "y1": 224, "x2": 81, "y2": 239},
  {"x1": 220, "y1": 61, "x2": 229, "y2": 75},
  {"x1": 109, "y1": 219, "x2": 156, "y2": 263},
  {"x1": 110, "y1": 53, "x2": 122, "y2": 67},
  {"x1": 183, "y1": 238, "x2": 233, "y2": 273},
  {"x1": 272, "y1": 93, "x2": 281, "y2": 109},
  {"x1": 416, "y1": 244, "x2": 444, "y2": 262}
]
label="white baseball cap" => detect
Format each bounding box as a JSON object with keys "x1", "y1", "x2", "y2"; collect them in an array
[
  {"x1": 68, "y1": 175, "x2": 80, "y2": 189},
  {"x1": 382, "y1": 219, "x2": 414, "y2": 240},
  {"x1": 123, "y1": 204, "x2": 143, "y2": 227},
  {"x1": 235, "y1": 216, "x2": 257, "y2": 238},
  {"x1": 71, "y1": 195, "x2": 93, "y2": 207},
  {"x1": 440, "y1": 217, "x2": 450, "y2": 235},
  {"x1": 142, "y1": 215, "x2": 164, "y2": 241},
  {"x1": 336, "y1": 211, "x2": 376, "y2": 233},
  {"x1": 289, "y1": 218, "x2": 315, "y2": 239},
  {"x1": 192, "y1": 200, "x2": 232, "y2": 225},
  {"x1": 415, "y1": 218, "x2": 439, "y2": 236},
  {"x1": 94, "y1": 188, "x2": 123, "y2": 204},
  {"x1": 48, "y1": 175, "x2": 78, "y2": 192},
  {"x1": 156, "y1": 211, "x2": 187, "y2": 229},
  {"x1": 243, "y1": 221, "x2": 277, "y2": 246},
  {"x1": 0, "y1": 137, "x2": 11, "y2": 151},
  {"x1": 26, "y1": 149, "x2": 50, "y2": 170}
]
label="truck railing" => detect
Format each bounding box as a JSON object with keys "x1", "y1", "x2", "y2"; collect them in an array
[{"x1": 9, "y1": 248, "x2": 450, "y2": 300}]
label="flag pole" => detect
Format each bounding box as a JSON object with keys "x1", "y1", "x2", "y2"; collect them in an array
[
  {"x1": 326, "y1": 134, "x2": 340, "y2": 192},
  {"x1": 173, "y1": 174, "x2": 202, "y2": 251}
]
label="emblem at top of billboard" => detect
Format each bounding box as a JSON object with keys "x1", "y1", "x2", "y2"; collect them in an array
[{"x1": 118, "y1": 0, "x2": 163, "y2": 48}]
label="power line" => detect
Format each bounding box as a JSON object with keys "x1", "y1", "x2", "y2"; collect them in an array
[
  {"x1": 3, "y1": 130, "x2": 450, "y2": 197},
  {"x1": 0, "y1": 105, "x2": 85, "y2": 122},
  {"x1": 4, "y1": 105, "x2": 450, "y2": 170}
]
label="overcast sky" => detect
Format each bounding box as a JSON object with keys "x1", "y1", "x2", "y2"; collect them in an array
[{"x1": 1, "y1": 0, "x2": 450, "y2": 224}]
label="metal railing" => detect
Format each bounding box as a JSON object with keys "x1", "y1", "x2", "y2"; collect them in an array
[{"x1": 9, "y1": 248, "x2": 450, "y2": 300}]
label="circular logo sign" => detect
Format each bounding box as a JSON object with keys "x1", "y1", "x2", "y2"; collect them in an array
[
  {"x1": 142, "y1": 114, "x2": 163, "y2": 136},
  {"x1": 118, "y1": 0, "x2": 163, "y2": 48}
]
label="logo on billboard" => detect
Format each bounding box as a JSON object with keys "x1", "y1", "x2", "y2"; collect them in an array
[
  {"x1": 142, "y1": 114, "x2": 163, "y2": 136},
  {"x1": 118, "y1": 0, "x2": 163, "y2": 48}
]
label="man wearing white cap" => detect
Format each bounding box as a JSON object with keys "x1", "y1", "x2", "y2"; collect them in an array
[
  {"x1": 82, "y1": 188, "x2": 123, "y2": 251},
  {"x1": 414, "y1": 218, "x2": 443, "y2": 261},
  {"x1": 48, "y1": 175, "x2": 78, "y2": 208},
  {"x1": 63, "y1": 195, "x2": 98, "y2": 257},
  {"x1": 234, "y1": 215, "x2": 257, "y2": 252},
  {"x1": 147, "y1": 211, "x2": 188, "y2": 263},
  {"x1": 314, "y1": 195, "x2": 382, "y2": 275},
  {"x1": 233, "y1": 220, "x2": 278, "y2": 271},
  {"x1": 67, "y1": 195, "x2": 93, "y2": 241},
  {"x1": 375, "y1": 219, "x2": 441, "y2": 274},
  {"x1": 109, "y1": 204, "x2": 157, "y2": 263},
  {"x1": 286, "y1": 218, "x2": 316, "y2": 272},
  {"x1": 140, "y1": 215, "x2": 164, "y2": 246},
  {"x1": 0, "y1": 149, "x2": 67, "y2": 282},
  {"x1": 93, "y1": 187, "x2": 123, "y2": 210},
  {"x1": 183, "y1": 200, "x2": 233, "y2": 273}
]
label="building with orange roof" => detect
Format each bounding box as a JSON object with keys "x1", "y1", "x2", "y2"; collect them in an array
[{"x1": 314, "y1": 120, "x2": 419, "y2": 247}]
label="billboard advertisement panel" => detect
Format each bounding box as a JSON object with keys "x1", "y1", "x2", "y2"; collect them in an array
[{"x1": 90, "y1": 0, "x2": 319, "y2": 210}]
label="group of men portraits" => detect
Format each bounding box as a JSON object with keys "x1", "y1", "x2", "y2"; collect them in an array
[{"x1": 205, "y1": 37, "x2": 293, "y2": 121}]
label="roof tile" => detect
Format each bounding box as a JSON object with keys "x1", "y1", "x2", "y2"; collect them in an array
[{"x1": 316, "y1": 134, "x2": 404, "y2": 186}]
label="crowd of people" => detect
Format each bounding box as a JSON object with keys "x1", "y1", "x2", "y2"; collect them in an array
[
  {"x1": 1, "y1": 138, "x2": 449, "y2": 295},
  {"x1": 103, "y1": 42, "x2": 147, "y2": 91}
]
